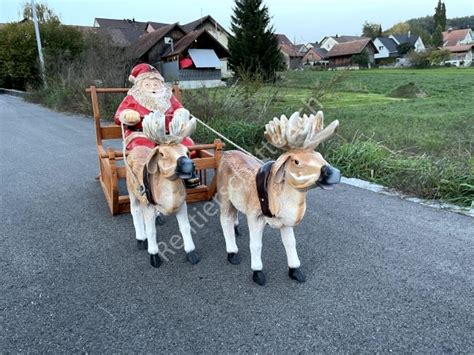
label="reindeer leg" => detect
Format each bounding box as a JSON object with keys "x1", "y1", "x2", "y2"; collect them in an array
[
  {"x1": 176, "y1": 202, "x2": 200, "y2": 265},
  {"x1": 130, "y1": 194, "x2": 147, "y2": 250},
  {"x1": 280, "y1": 226, "x2": 305, "y2": 283},
  {"x1": 220, "y1": 201, "x2": 240, "y2": 265},
  {"x1": 142, "y1": 205, "x2": 161, "y2": 268},
  {"x1": 247, "y1": 215, "x2": 266, "y2": 286}
]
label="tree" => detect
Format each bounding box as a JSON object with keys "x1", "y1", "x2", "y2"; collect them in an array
[
  {"x1": 0, "y1": 3, "x2": 83, "y2": 89},
  {"x1": 22, "y1": 1, "x2": 60, "y2": 24},
  {"x1": 362, "y1": 21, "x2": 382, "y2": 39},
  {"x1": 433, "y1": 0, "x2": 447, "y2": 46},
  {"x1": 228, "y1": 0, "x2": 282, "y2": 80},
  {"x1": 428, "y1": 48, "x2": 451, "y2": 65},
  {"x1": 352, "y1": 51, "x2": 369, "y2": 68}
]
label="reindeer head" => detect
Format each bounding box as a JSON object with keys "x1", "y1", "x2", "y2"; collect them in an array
[
  {"x1": 265, "y1": 111, "x2": 340, "y2": 190},
  {"x1": 142, "y1": 109, "x2": 196, "y2": 180}
]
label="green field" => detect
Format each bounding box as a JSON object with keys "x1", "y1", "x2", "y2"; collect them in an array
[
  {"x1": 185, "y1": 68, "x2": 474, "y2": 207},
  {"x1": 272, "y1": 68, "x2": 474, "y2": 160}
]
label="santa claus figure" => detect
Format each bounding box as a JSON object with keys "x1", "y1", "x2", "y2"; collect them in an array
[{"x1": 115, "y1": 63, "x2": 198, "y2": 187}]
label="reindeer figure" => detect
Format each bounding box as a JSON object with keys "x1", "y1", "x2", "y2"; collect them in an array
[
  {"x1": 126, "y1": 108, "x2": 200, "y2": 267},
  {"x1": 217, "y1": 111, "x2": 341, "y2": 285}
]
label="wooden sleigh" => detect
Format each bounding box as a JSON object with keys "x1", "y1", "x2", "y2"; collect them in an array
[{"x1": 86, "y1": 85, "x2": 224, "y2": 215}]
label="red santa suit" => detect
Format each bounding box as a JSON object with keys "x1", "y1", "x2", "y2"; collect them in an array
[{"x1": 114, "y1": 64, "x2": 195, "y2": 151}]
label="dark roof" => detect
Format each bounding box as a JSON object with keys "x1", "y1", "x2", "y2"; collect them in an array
[
  {"x1": 181, "y1": 15, "x2": 230, "y2": 36},
  {"x1": 377, "y1": 37, "x2": 398, "y2": 53},
  {"x1": 333, "y1": 35, "x2": 366, "y2": 43},
  {"x1": 391, "y1": 34, "x2": 418, "y2": 46},
  {"x1": 162, "y1": 29, "x2": 230, "y2": 58},
  {"x1": 313, "y1": 47, "x2": 328, "y2": 59},
  {"x1": 303, "y1": 47, "x2": 328, "y2": 61},
  {"x1": 309, "y1": 42, "x2": 320, "y2": 48},
  {"x1": 147, "y1": 21, "x2": 170, "y2": 30},
  {"x1": 133, "y1": 23, "x2": 186, "y2": 58},
  {"x1": 327, "y1": 38, "x2": 376, "y2": 57},
  {"x1": 96, "y1": 27, "x2": 144, "y2": 47},
  {"x1": 276, "y1": 34, "x2": 293, "y2": 45},
  {"x1": 94, "y1": 17, "x2": 148, "y2": 31},
  {"x1": 442, "y1": 28, "x2": 471, "y2": 46}
]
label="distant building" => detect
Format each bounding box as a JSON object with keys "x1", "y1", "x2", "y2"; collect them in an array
[
  {"x1": 319, "y1": 35, "x2": 366, "y2": 52},
  {"x1": 93, "y1": 16, "x2": 231, "y2": 85},
  {"x1": 442, "y1": 28, "x2": 473, "y2": 46},
  {"x1": 440, "y1": 28, "x2": 473, "y2": 67},
  {"x1": 373, "y1": 37, "x2": 399, "y2": 63},
  {"x1": 276, "y1": 34, "x2": 304, "y2": 69},
  {"x1": 326, "y1": 38, "x2": 378, "y2": 68},
  {"x1": 389, "y1": 33, "x2": 425, "y2": 53}
]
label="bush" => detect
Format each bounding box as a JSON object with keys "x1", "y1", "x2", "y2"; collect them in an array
[
  {"x1": 0, "y1": 20, "x2": 84, "y2": 90},
  {"x1": 27, "y1": 31, "x2": 133, "y2": 118},
  {"x1": 323, "y1": 137, "x2": 473, "y2": 207},
  {"x1": 407, "y1": 50, "x2": 432, "y2": 68},
  {"x1": 352, "y1": 51, "x2": 370, "y2": 68},
  {"x1": 429, "y1": 48, "x2": 451, "y2": 66}
]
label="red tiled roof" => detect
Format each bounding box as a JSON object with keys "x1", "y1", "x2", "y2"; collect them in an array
[
  {"x1": 279, "y1": 44, "x2": 303, "y2": 57},
  {"x1": 442, "y1": 29, "x2": 470, "y2": 46},
  {"x1": 327, "y1": 38, "x2": 374, "y2": 57},
  {"x1": 442, "y1": 44, "x2": 473, "y2": 53}
]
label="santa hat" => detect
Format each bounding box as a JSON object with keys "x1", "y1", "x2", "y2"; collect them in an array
[{"x1": 129, "y1": 63, "x2": 164, "y2": 84}]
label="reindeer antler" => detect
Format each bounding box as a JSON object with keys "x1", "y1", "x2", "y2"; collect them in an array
[
  {"x1": 264, "y1": 111, "x2": 339, "y2": 150},
  {"x1": 143, "y1": 108, "x2": 197, "y2": 145}
]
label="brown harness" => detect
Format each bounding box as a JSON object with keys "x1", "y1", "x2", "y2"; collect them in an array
[
  {"x1": 142, "y1": 164, "x2": 156, "y2": 205},
  {"x1": 256, "y1": 161, "x2": 275, "y2": 218}
]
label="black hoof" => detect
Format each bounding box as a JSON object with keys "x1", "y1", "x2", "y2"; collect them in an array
[
  {"x1": 155, "y1": 215, "x2": 165, "y2": 226},
  {"x1": 227, "y1": 252, "x2": 241, "y2": 265},
  {"x1": 234, "y1": 225, "x2": 241, "y2": 237},
  {"x1": 289, "y1": 267, "x2": 306, "y2": 283},
  {"x1": 186, "y1": 250, "x2": 200, "y2": 265},
  {"x1": 137, "y1": 240, "x2": 147, "y2": 250},
  {"x1": 150, "y1": 254, "x2": 162, "y2": 268},
  {"x1": 252, "y1": 271, "x2": 266, "y2": 286}
]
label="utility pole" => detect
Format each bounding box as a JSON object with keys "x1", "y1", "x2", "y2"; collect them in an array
[{"x1": 31, "y1": 0, "x2": 47, "y2": 87}]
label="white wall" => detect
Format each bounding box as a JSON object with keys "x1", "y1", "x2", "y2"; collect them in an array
[
  {"x1": 320, "y1": 37, "x2": 338, "y2": 51},
  {"x1": 414, "y1": 37, "x2": 425, "y2": 52},
  {"x1": 373, "y1": 38, "x2": 390, "y2": 59}
]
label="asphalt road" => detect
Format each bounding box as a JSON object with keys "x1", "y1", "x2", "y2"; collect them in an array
[{"x1": 1, "y1": 95, "x2": 473, "y2": 353}]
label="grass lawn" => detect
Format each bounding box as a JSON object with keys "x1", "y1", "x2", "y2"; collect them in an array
[
  {"x1": 272, "y1": 68, "x2": 474, "y2": 160},
  {"x1": 185, "y1": 67, "x2": 473, "y2": 207}
]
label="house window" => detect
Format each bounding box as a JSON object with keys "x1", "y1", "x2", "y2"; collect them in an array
[{"x1": 379, "y1": 46, "x2": 383, "y2": 50}]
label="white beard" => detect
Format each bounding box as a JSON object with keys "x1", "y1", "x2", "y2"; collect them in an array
[{"x1": 128, "y1": 84, "x2": 172, "y2": 113}]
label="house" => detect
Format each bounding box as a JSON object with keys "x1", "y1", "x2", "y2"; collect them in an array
[
  {"x1": 302, "y1": 47, "x2": 328, "y2": 66},
  {"x1": 442, "y1": 28, "x2": 473, "y2": 46},
  {"x1": 373, "y1": 37, "x2": 399, "y2": 63},
  {"x1": 441, "y1": 45, "x2": 473, "y2": 67},
  {"x1": 133, "y1": 26, "x2": 229, "y2": 88},
  {"x1": 389, "y1": 33, "x2": 425, "y2": 53},
  {"x1": 180, "y1": 15, "x2": 231, "y2": 77},
  {"x1": 441, "y1": 28, "x2": 473, "y2": 67},
  {"x1": 94, "y1": 16, "x2": 232, "y2": 78},
  {"x1": 276, "y1": 34, "x2": 304, "y2": 69},
  {"x1": 319, "y1": 35, "x2": 366, "y2": 51},
  {"x1": 326, "y1": 38, "x2": 378, "y2": 68}
]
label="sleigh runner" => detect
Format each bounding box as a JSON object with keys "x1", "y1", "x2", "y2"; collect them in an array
[{"x1": 86, "y1": 85, "x2": 224, "y2": 215}]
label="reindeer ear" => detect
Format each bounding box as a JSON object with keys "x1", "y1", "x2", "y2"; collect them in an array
[
  {"x1": 273, "y1": 154, "x2": 290, "y2": 184},
  {"x1": 146, "y1": 147, "x2": 160, "y2": 174}
]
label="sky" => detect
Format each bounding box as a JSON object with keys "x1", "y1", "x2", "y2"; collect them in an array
[{"x1": 1, "y1": 0, "x2": 472, "y2": 43}]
